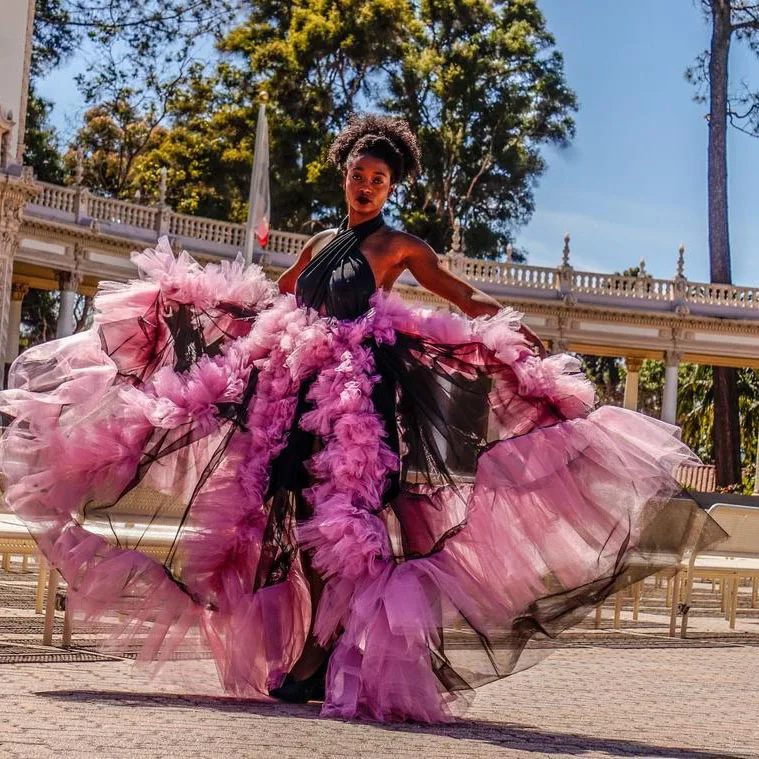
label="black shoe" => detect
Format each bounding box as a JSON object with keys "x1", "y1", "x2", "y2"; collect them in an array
[{"x1": 269, "y1": 659, "x2": 327, "y2": 703}]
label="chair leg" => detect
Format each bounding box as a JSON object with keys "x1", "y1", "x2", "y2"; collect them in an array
[
  {"x1": 594, "y1": 602, "x2": 603, "y2": 628},
  {"x1": 681, "y1": 558, "x2": 698, "y2": 639},
  {"x1": 22, "y1": 554, "x2": 29, "y2": 572},
  {"x1": 724, "y1": 577, "x2": 731, "y2": 621},
  {"x1": 35, "y1": 554, "x2": 47, "y2": 615},
  {"x1": 42, "y1": 567, "x2": 59, "y2": 647},
  {"x1": 669, "y1": 570, "x2": 681, "y2": 637},
  {"x1": 752, "y1": 577, "x2": 758, "y2": 609},
  {"x1": 632, "y1": 582, "x2": 641, "y2": 621},
  {"x1": 2, "y1": 553, "x2": 9, "y2": 571},
  {"x1": 62, "y1": 604, "x2": 73, "y2": 648},
  {"x1": 613, "y1": 591, "x2": 623, "y2": 629},
  {"x1": 730, "y1": 575, "x2": 739, "y2": 630}
]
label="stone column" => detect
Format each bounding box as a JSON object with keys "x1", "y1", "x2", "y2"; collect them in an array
[
  {"x1": 56, "y1": 271, "x2": 82, "y2": 339},
  {"x1": 661, "y1": 351, "x2": 681, "y2": 425},
  {"x1": 5, "y1": 281, "x2": 27, "y2": 366},
  {"x1": 0, "y1": 170, "x2": 38, "y2": 387},
  {"x1": 623, "y1": 357, "x2": 643, "y2": 411}
]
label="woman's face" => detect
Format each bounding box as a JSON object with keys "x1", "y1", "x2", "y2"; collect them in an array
[{"x1": 344, "y1": 154, "x2": 394, "y2": 216}]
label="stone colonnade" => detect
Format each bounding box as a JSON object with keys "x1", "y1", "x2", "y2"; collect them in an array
[
  {"x1": 3, "y1": 269, "x2": 81, "y2": 379},
  {"x1": 622, "y1": 352, "x2": 680, "y2": 424},
  {"x1": 0, "y1": 170, "x2": 37, "y2": 383},
  {"x1": 0, "y1": 171, "x2": 81, "y2": 383}
]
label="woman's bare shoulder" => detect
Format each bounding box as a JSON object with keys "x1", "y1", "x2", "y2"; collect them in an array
[{"x1": 385, "y1": 228, "x2": 436, "y2": 261}]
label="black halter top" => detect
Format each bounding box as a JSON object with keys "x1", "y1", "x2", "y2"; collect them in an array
[{"x1": 295, "y1": 214, "x2": 384, "y2": 320}]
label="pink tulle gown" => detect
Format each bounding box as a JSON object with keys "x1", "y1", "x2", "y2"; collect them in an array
[{"x1": 0, "y1": 221, "x2": 723, "y2": 722}]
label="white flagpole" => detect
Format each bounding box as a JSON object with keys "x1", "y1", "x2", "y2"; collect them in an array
[{"x1": 245, "y1": 94, "x2": 269, "y2": 265}]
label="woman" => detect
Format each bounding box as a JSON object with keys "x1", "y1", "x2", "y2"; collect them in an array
[{"x1": 0, "y1": 114, "x2": 722, "y2": 723}]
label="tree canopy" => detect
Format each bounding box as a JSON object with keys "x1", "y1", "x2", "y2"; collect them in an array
[{"x1": 29, "y1": 0, "x2": 577, "y2": 255}]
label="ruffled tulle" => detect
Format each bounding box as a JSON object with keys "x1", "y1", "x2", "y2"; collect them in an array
[{"x1": 0, "y1": 238, "x2": 724, "y2": 723}]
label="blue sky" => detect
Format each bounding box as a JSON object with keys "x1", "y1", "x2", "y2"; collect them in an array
[
  {"x1": 38, "y1": 0, "x2": 759, "y2": 285},
  {"x1": 520, "y1": 0, "x2": 759, "y2": 283}
]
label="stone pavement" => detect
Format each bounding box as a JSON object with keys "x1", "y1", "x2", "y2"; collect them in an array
[{"x1": 2, "y1": 567, "x2": 759, "y2": 759}]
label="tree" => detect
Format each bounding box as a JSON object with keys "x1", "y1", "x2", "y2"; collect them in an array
[
  {"x1": 30, "y1": 0, "x2": 575, "y2": 254},
  {"x1": 386, "y1": 0, "x2": 577, "y2": 255},
  {"x1": 126, "y1": 0, "x2": 576, "y2": 250},
  {"x1": 22, "y1": 1, "x2": 76, "y2": 181},
  {"x1": 28, "y1": 0, "x2": 236, "y2": 191},
  {"x1": 23, "y1": 89, "x2": 65, "y2": 183},
  {"x1": 66, "y1": 103, "x2": 168, "y2": 198},
  {"x1": 203, "y1": 0, "x2": 416, "y2": 230},
  {"x1": 677, "y1": 363, "x2": 759, "y2": 492},
  {"x1": 20, "y1": 289, "x2": 59, "y2": 349},
  {"x1": 579, "y1": 355, "x2": 625, "y2": 406},
  {"x1": 32, "y1": 0, "x2": 77, "y2": 77},
  {"x1": 686, "y1": 1, "x2": 759, "y2": 485},
  {"x1": 33, "y1": 0, "x2": 235, "y2": 104}
]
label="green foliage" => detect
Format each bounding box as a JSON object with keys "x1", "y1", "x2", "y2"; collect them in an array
[
  {"x1": 638, "y1": 359, "x2": 664, "y2": 418},
  {"x1": 19, "y1": 290, "x2": 93, "y2": 353},
  {"x1": 33, "y1": 0, "x2": 235, "y2": 103},
  {"x1": 387, "y1": 0, "x2": 577, "y2": 255},
  {"x1": 177, "y1": 0, "x2": 416, "y2": 230},
  {"x1": 677, "y1": 363, "x2": 714, "y2": 461},
  {"x1": 115, "y1": 0, "x2": 575, "y2": 248},
  {"x1": 67, "y1": 103, "x2": 168, "y2": 198},
  {"x1": 20, "y1": 289, "x2": 59, "y2": 349},
  {"x1": 31, "y1": 0, "x2": 76, "y2": 78},
  {"x1": 31, "y1": 0, "x2": 575, "y2": 252},
  {"x1": 23, "y1": 88, "x2": 65, "y2": 183},
  {"x1": 31, "y1": 0, "x2": 237, "y2": 199},
  {"x1": 578, "y1": 354, "x2": 624, "y2": 407},
  {"x1": 675, "y1": 364, "x2": 759, "y2": 491}
]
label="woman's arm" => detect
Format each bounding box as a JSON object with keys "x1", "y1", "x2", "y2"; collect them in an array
[
  {"x1": 404, "y1": 238, "x2": 547, "y2": 356},
  {"x1": 277, "y1": 229, "x2": 337, "y2": 294}
]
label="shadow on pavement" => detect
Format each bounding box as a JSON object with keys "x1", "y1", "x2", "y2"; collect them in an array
[{"x1": 37, "y1": 689, "x2": 743, "y2": 759}]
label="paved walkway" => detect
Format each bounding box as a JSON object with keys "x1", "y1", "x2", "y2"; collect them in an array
[{"x1": 2, "y1": 569, "x2": 758, "y2": 758}]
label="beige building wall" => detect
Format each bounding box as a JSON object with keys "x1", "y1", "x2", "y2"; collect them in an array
[{"x1": 0, "y1": 0, "x2": 35, "y2": 164}]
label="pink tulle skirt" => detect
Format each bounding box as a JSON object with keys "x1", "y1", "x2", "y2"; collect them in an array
[{"x1": 0, "y1": 239, "x2": 722, "y2": 722}]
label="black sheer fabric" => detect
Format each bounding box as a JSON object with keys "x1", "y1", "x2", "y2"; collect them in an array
[{"x1": 0, "y1": 222, "x2": 726, "y2": 717}]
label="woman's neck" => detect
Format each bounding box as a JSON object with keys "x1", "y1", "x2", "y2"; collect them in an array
[{"x1": 347, "y1": 207, "x2": 383, "y2": 228}]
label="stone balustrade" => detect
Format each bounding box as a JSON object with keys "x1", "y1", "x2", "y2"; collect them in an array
[{"x1": 23, "y1": 179, "x2": 759, "y2": 316}]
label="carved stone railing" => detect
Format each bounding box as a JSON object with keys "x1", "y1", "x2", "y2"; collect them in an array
[
  {"x1": 684, "y1": 282, "x2": 759, "y2": 308},
  {"x1": 30, "y1": 181, "x2": 312, "y2": 256},
  {"x1": 568, "y1": 271, "x2": 674, "y2": 301},
  {"x1": 87, "y1": 194, "x2": 157, "y2": 229},
  {"x1": 24, "y1": 179, "x2": 759, "y2": 314},
  {"x1": 37, "y1": 182, "x2": 76, "y2": 214},
  {"x1": 168, "y1": 211, "x2": 244, "y2": 247},
  {"x1": 450, "y1": 255, "x2": 558, "y2": 290}
]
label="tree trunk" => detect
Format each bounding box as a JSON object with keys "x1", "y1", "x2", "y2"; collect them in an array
[
  {"x1": 708, "y1": 2, "x2": 731, "y2": 284},
  {"x1": 708, "y1": 2, "x2": 742, "y2": 486},
  {"x1": 713, "y1": 366, "x2": 742, "y2": 485}
]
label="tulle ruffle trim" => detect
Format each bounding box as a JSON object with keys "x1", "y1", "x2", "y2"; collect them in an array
[{"x1": 0, "y1": 240, "x2": 714, "y2": 723}]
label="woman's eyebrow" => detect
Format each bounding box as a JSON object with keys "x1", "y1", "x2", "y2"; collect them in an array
[{"x1": 351, "y1": 164, "x2": 387, "y2": 176}]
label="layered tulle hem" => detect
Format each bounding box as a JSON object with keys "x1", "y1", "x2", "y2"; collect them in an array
[{"x1": 0, "y1": 239, "x2": 724, "y2": 722}]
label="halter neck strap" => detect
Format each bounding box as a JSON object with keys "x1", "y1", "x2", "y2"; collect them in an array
[{"x1": 338, "y1": 213, "x2": 385, "y2": 242}]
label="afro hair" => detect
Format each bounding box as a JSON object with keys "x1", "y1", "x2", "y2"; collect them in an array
[{"x1": 327, "y1": 113, "x2": 422, "y2": 183}]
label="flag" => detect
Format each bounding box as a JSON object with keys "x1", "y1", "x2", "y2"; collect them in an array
[{"x1": 245, "y1": 100, "x2": 270, "y2": 264}]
